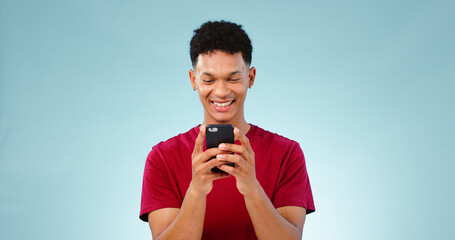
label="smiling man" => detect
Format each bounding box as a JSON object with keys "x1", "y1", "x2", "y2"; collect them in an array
[{"x1": 140, "y1": 20, "x2": 315, "y2": 240}]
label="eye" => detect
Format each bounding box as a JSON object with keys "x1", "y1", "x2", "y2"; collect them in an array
[
  {"x1": 228, "y1": 78, "x2": 240, "y2": 82},
  {"x1": 202, "y1": 79, "x2": 214, "y2": 84}
]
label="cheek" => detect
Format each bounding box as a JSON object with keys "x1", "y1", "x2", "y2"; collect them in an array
[
  {"x1": 197, "y1": 84, "x2": 209, "y2": 91},
  {"x1": 234, "y1": 86, "x2": 248, "y2": 97},
  {"x1": 196, "y1": 89, "x2": 210, "y2": 101}
]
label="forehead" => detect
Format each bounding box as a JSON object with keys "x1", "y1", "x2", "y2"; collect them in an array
[{"x1": 195, "y1": 50, "x2": 246, "y2": 74}]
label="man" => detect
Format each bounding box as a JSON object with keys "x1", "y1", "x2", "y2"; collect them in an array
[{"x1": 140, "y1": 20, "x2": 315, "y2": 240}]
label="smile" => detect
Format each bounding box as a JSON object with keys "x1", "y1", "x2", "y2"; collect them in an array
[
  {"x1": 212, "y1": 100, "x2": 233, "y2": 107},
  {"x1": 211, "y1": 100, "x2": 234, "y2": 112}
]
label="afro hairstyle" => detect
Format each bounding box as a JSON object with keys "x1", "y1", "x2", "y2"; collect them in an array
[{"x1": 190, "y1": 20, "x2": 252, "y2": 68}]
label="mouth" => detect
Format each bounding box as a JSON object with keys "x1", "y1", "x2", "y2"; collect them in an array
[{"x1": 211, "y1": 100, "x2": 234, "y2": 111}]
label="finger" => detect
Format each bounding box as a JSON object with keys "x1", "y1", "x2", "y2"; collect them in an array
[
  {"x1": 217, "y1": 164, "x2": 236, "y2": 175},
  {"x1": 193, "y1": 125, "x2": 206, "y2": 155},
  {"x1": 204, "y1": 157, "x2": 226, "y2": 170},
  {"x1": 218, "y1": 142, "x2": 253, "y2": 165},
  {"x1": 216, "y1": 153, "x2": 248, "y2": 169},
  {"x1": 218, "y1": 143, "x2": 247, "y2": 159},
  {"x1": 195, "y1": 157, "x2": 223, "y2": 172},
  {"x1": 197, "y1": 148, "x2": 224, "y2": 164},
  {"x1": 195, "y1": 158, "x2": 231, "y2": 179},
  {"x1": 211, "y1": 171, "x2": 231, "y2": 180},
  {"x1": 234, "y1": 127, "x2": 254, "y2": 154}
]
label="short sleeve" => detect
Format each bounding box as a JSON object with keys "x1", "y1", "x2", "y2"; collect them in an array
[
  {"x1": 139, "y1": 146, "x2": 181, "y2": 222},
  {"x1": 272, "y1": 142, "x2": 315, "y2": 214}
]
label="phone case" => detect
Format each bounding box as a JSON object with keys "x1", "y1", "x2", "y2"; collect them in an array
[{"x1": 206, "y1": 124, "x2": 235, "y2": 173}]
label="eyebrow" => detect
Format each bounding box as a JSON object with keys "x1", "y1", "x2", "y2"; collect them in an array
[
  {"x1": 228, "y1": 71, "x2": 242, "y2": 76},
  {"x1": 201, "y1": 72, "x2": 213, "y2": 77},
  {"x1": 201, "y1": 71, "x2": 242, "y2": 77}
]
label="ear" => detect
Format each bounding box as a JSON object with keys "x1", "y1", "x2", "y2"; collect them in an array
[
  {"x1": 189, "y1": 69, "x2": 197, "y2": 90},
  {"x1": 248, "y1": 67, "x2": 256, "y2": 88}
]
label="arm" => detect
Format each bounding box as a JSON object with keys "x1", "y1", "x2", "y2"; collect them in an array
[
  {"x1": 147, "y1": 125, "x2": 229, "y2": 240},
  {"x1": 147, "y1": 184, "x2": 206, "y2": 240},
  {"x1": 217, "y1": 128, "x2": 306, "y2": 240},
  {"x1": 244, "y1": 186, "x2": 307, "y2": 240}
]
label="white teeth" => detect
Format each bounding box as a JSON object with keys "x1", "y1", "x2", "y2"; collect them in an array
[{"x1": 213, "y1": 101, "x2": 233, "y2": 107}]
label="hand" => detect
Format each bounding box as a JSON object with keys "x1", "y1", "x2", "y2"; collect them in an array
[
  {"x1": 216, "y1": 127, "x2": 260, "y2": 196},
  {"x1": 190, "y1": 125, "x2": 230, "y2": 196}
]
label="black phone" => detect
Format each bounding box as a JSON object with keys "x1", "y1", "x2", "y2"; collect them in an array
[{"x1": 206, "y1": 124, "x2": 235, "y2": 173}]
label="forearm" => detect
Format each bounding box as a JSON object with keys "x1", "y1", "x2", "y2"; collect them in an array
[
  {"x1": 244, "y1": 182, "x2": 301, "y2": 240},
  {"x1": 155, "y1": 184, "x2": 206, "y2": 240}
]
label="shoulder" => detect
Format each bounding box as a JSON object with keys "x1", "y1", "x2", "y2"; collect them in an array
[
  {"x1": 147, "y1": 126, "x2": 199, "y2": 161},
  {"x1": 250, "y1": 124, "x2": 301, "y2": 150}
]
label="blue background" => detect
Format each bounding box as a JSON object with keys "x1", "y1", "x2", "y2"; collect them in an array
[{"x1": 1, "y1": 0, "x2": 454, "y2": 239}]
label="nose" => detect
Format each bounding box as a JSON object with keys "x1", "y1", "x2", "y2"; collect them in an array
[{"x1": 213, "y1": 80, "x2": 230, "y2": 97}]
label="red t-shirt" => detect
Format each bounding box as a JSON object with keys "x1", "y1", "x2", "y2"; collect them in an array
[{"x1": 140, "y1": 124, "x2": 315, "y2": 239}]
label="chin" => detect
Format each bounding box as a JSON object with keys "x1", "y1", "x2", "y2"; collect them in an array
[{"x1": 204, "y1": 106, "x2": 238, "y2": 124}]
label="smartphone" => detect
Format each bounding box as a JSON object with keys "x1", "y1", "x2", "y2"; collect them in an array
[{"x1": 206, "y1": 124, "x2": 235, "y2": 173}]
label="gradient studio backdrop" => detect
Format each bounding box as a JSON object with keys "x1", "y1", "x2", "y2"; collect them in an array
[{"x1": 1, "y1": 0, "x2": 454, "y2": 239}]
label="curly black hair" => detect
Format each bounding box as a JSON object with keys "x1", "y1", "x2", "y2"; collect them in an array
[{"x1": 190, "y1": 20, "x2": 252, "y2": 68}]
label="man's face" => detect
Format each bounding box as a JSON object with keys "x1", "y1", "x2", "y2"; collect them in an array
[{"x1": 189, "y1": 50, "x2": 255, "y2": 124}]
